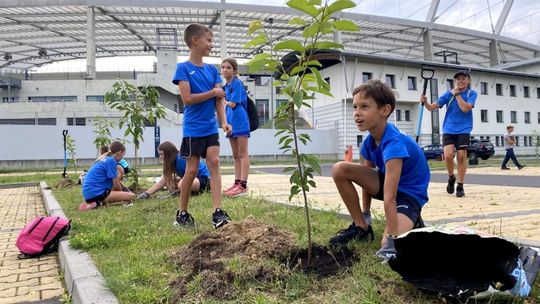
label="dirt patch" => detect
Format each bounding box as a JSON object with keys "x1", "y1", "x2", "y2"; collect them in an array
[
  {"x1": 283, "y1": 245, "x2": 357, "y2": 277},
  {"x1": 170, "y1": 218, "x2": 358, "y2": 301},
  {"x1": 56, "y1": 177, "x2": 75, "y2": 188}
]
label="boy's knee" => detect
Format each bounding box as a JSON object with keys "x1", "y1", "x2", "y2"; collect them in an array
[
  {"x1": 206, "y1": 157, "x2": 220, "y2": 169},
  {"x1": 331, "y1": 161, "x2": 347, "y2": 178}
]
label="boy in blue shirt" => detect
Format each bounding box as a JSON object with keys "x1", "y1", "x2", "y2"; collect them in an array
[
  {"x1": 172, "y1": 23, "x2": 232, "y2": 228},
  {"x1": 330, "y1": 80, "x2": 430, "y2": 260},
  {"x1": 420, "y1": 70, "x2": 477, "y2": 197}
]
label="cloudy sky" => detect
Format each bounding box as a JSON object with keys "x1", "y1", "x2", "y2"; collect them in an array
[{"x1": 36, "y1": 0, "x2": 539, "y2": 72}]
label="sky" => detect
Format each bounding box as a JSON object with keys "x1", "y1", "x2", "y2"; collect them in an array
[{"x1": 35, "y1": 0, "x2": 539, "y2": 73}]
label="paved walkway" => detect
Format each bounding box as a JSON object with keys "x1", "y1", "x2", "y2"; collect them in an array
[{"x1": 0, "y1": 186, "x2": 63, "y2": 304}]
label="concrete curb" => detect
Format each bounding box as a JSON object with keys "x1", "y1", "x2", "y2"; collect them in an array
[{"x1": 40, "y1": 182, "x2": 119, "y2": 304}]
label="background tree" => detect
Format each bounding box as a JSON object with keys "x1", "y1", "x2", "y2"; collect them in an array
[
  {"x1": 104, "y1": 80, "x2": 165, "y2": 163},
  {"x1": 66, "y1": 134, "x2": 77, "y2": 170},
  {"x1": 92, "y1": 116, "x2": 115, "y2": 156},
  {"x1": 245, "y1": 0, "x2": 358, "y2": 265}
]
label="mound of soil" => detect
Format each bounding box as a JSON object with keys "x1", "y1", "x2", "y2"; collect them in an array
[
  {"x1": 170, "y1": 218, "x2": 359, "y2": 301},
  {"x1": 56, "y1": 177, "x2": 75, "y2": 188}
]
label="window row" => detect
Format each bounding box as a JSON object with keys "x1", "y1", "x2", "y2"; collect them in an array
[
  {"x1": 480, "y1": 110, "x2": 540, "y2": 124},
  {"x1": 493, "y1": 136, "x2": 539, "y2": 147},
  {"x1": 479, "y1": 83, "x2": 540, "y2": 98}
]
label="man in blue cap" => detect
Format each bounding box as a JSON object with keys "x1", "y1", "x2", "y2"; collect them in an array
[{"x1": 420, "y1": 70, "x2": 477, "y2": 197}]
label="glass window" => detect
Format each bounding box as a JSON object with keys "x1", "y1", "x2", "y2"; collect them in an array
[
  {"x1": 511, "y1": 111, "x2": 517, "y2": 123},
  {"x1": 86, "y1": 95, "x2": 104, "y2": 102},
  {"x1": 525, "y1": 111, "x2": 530, "y2": 124},
  {"x1": 515, "y1": 136, "x2": 519, "y2": 146},
  {"x1": 538, "y1": 112, "x2": 540, "y2": 124},
  {"x1": 256, "y1": 99, "x2": 270, "y2": 125},
  {"x1": 496, "y1": 110, "x2": 503, "y2": 123},
  {"x1": 395, "y1": 109, "x2": 402, "y2": 121},
  {"x1": 480, "y1": 82, "x2": 488, "y2": 95},
  {"x1": 362, "y1": 72, "x2": 372, "y2": 83},
  {"x1": 446, "y1": 79, "x2": 454, "y2": 91},
  {"x1": 407, "y1": 76, "x2": 417, "y2": 90},
  {"x1": 509, "y1": 85, "x2": 516, "y2": 97},
  {"x1": 385, "y1": 74, "x2": 395, "y2": 88},
  {"x1": 496, "y1": 83, "x2": 503, "y2": 96},
  {"x1": 404, "y1": 110, "x2": 410, "y2": 121},
  {"x1": 495, "y1": 136, "x2": 500, "y2": 147},
  {"x1": 481, "y1": 110, "x2": 488, "y2": 122},
  {"x1": 524, "y1": 86, "x2": 530, "y2": 98},
  {"x1": 37, "y1": 118, "x2": 56, "y2": 125},
  {"x1": 537, "y1": 87, "x2": 540, "y2": 99}
]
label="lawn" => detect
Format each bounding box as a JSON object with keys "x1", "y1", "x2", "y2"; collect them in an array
[{"x1": 2, "y1": 170, "x2": 540, "y2": 303}]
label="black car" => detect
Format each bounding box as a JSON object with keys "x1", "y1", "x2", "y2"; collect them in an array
[
  {"x1": 468, "y1": 138, "x2": 495, "y2": 164},
  {"x1": 422, "y1": 144, "x2": 443, "y2": 161}
]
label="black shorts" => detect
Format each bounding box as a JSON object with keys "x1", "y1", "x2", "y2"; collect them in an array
[
  {"x1": 193, "y1": 176, "x2": 210, "y2": 195},
  {"x1": 180, "y1": 133, "x2": 220, "y2": 159},
  {"x1": 372, "y1": 170, "x2": 423, "y2": 227},
  {"x1": 85, "y1": 189, "x2": 111, "y2": 204},
  {"x1": 443, "y1": 134, "x2": 470, "y2": 150}
]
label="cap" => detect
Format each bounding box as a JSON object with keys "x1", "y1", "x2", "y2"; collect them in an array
[{"x1": 453, "y1": 70, "x2": 470, "y2": 79}]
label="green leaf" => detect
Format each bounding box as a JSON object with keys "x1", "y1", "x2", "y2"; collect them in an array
[
  {"x1": 243, "y1": 33, "x2": 267, "y2": 48},
  {"x1": 310, "y1": 41, "x2": 344, "y2": 50},
  {"x1": 305, "y1": 155, "x2": 321, "y2": 174},
  {"x1": 303, "y1": 60, "x2": 322, "y2": 68},
  {"x1": 288, "y1": 17, "x2": 307, "y2": 26},
  {"x1": 293, "y1": 89, "x2": 304, "y2": 109},
  {"x1": 289, "y1": 66, "x2": 305, "y2": 76},
  {"x1": 333, "y1": 19, "x2": 359, "y2": 32},
  {"x1": 247, "y1": 20, "x2": 264, "y2": 36},
  {"x1": 303, "y1": 22, "x2": 320, "y2": 38},
  {"x1": 326, "y1": 0, "x2": 356, "y2": 16},
  {"x1": 282, "y1": 167, "x2": 296, "y2": 173},
  {"x1": 274, "y1": 40, "x2": 305, "y2": 53},
  {"x1": 287, "y1": 0, "x2": 319, "y2": 17}
]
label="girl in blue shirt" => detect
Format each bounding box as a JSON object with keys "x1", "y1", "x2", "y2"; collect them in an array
[
  {"x1": 80, "y1": 141, "x2": 135, "y2": 211},
  {"x1": 137, "y1": 141, "x2": 210, "y2": 199},
  {"x1": 221, "y1": 58, "x2": 250, "y2": 197}
]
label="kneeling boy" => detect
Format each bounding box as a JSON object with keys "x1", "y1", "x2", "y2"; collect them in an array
[{"x1": 330, "y1": 79, "x2": 430, "y2": 259}]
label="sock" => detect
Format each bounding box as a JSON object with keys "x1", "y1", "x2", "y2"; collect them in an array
[
  {"x1": 240, "y1": 181, "x2": 247, "y2": 189},
  {"x1": 457, "y1": 183, "x2": 464, "y2": 189},
  {"x1": 234, "y1": 179, "x2": 240, "y2": 185}
]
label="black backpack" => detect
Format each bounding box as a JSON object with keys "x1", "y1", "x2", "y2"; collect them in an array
[{"x1": 246, "y1": 96, "x2": 259, "y2": 132}]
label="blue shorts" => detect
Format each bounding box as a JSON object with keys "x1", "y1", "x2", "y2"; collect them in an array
[{"x1": 372, "y1": 170, "x2": 423, "y2": 227}]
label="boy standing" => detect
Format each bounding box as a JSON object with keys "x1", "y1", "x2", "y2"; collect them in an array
[
  {"x1": 330, "y1": 80, "x2": 430, "y2": 260},
  {"x1": 420, "y1": 70, "x2": 477, "y2": 197},
  {"x1": 501, "y1": 125, "x2": 525, "y2": 170},
  {"x1": 172, "y1": 23, "x2": 232, "y2": 228}
]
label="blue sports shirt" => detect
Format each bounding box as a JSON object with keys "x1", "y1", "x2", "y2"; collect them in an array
[
  {"x1": 172, "y1": 61, "x2": 222, "y2": 137},
  {"x1": 82, "y1": 156, "x2": 118, "y2": 200},
  {"x1": 361, "y1": 123, "x2": 430, "y2": 207},
  {"x1": 224, "y1": 77, "x2": 250, "y2": 137},
  {"x1": 174, "y1": 155, "x2": 211, "y2": 179},
  {"x1": 437, "y1": 89, "x2": 477, "y2": 134}
]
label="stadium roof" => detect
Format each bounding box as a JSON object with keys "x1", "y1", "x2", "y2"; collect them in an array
[{"x1": 1, "y1": 0, "x2": 539, "y2": 71}]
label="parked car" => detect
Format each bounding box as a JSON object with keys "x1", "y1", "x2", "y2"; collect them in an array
[
  {"x1": 422, "y1": 138, "x2": 495, "y2": 164},
  {"x1": 468, "y1": 138, "x2": 495, "y2": 164},
  {"x1": 422, "y1": 144, "x2": 443, "y2": 161}
]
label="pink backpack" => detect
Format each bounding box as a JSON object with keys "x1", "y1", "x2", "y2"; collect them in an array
[{"x1": 16, "y1": 216, "x2": 71, "y2": 258}]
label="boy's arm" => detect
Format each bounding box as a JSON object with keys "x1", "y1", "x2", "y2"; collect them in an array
[
  {"x1": 215, "y1": 85, "x2": 232, "y2": 134},
  {"x1": 419, "y1": 95, "x2": 439, "y2": 111},
  {"x1": 383, "y1": 158, "x2": 403, "y2": 236},
  {"x1": 111, "y1": 177, "x2": 122, "y2": 191},
  {"x1": 178, "y1": 81, "x2": 225, "y2": 106}
]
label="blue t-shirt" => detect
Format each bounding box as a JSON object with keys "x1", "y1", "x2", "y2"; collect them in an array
[
  {"x1": 224, "y1": 77, "x2": 250, "y2": 136},
  {"x1": 82, "y1": 156, "x2": 118, "y2": 200},
  {"x1": 172, "y1": 61, "x2": 222, "y2": 137},
  {"x1": 437, "y1": 89, "x2": 477, "y2": 134},
  {"x1": 361, "y1": 123, "x2": 430, "y2": 207},
  {"x1": 174, "y1": 155, "x2": 210, "y2": 179}
]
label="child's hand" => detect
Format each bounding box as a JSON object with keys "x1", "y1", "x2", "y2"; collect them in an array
[
  {"x1": 451, "y1": 88, "x2": 462, "y2": 96},
  {"x1": 419, "y1": 95, "x2": 427, "y2": 104},
  {"x1": 213, "y1": 87, "x2": 225, "y2": 98},
  {"x1": 222, "y1": 123, "x2": 232, "y2": 136}
]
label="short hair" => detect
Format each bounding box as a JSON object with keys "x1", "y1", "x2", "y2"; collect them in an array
[
  {"x1": 183, "y1": 23, "x2": 212, "y2": 48},
  {"x1": 222, "y1": 57, "x2": 238, "y2": 72},
  {"x1": 506, "y1": 125, "x2": 514, "y2": 130},
  {"x1": 352, "y1": 79, "x2": 396, "y2": 115}
]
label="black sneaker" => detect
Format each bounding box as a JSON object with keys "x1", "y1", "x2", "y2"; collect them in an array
[
  {"x1": 456, "y1": 186, "x2": 465, "y2": 197},
  {"x1": 174, "y1": 210, "x2": 195, "y2": 227},
  {"x1": 501, "y1": 167, "x2": 510, "y2": 170},
  {"x1": 446, "y1": 175, "x2": 456, "y2": 194},
  {"x1": 329, "y1": 223, "x2": 375, "y2": 247},
  {"x1": 212, "y1": 208, "x2": 231, "y2": 229},
  {"x1": 518, "y1": 165, "x2": 526, "y2": 170}
]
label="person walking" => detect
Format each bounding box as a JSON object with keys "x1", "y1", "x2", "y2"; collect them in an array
[{"x1": 501, "y1": 125, "x2": 525, "y2": 170}]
